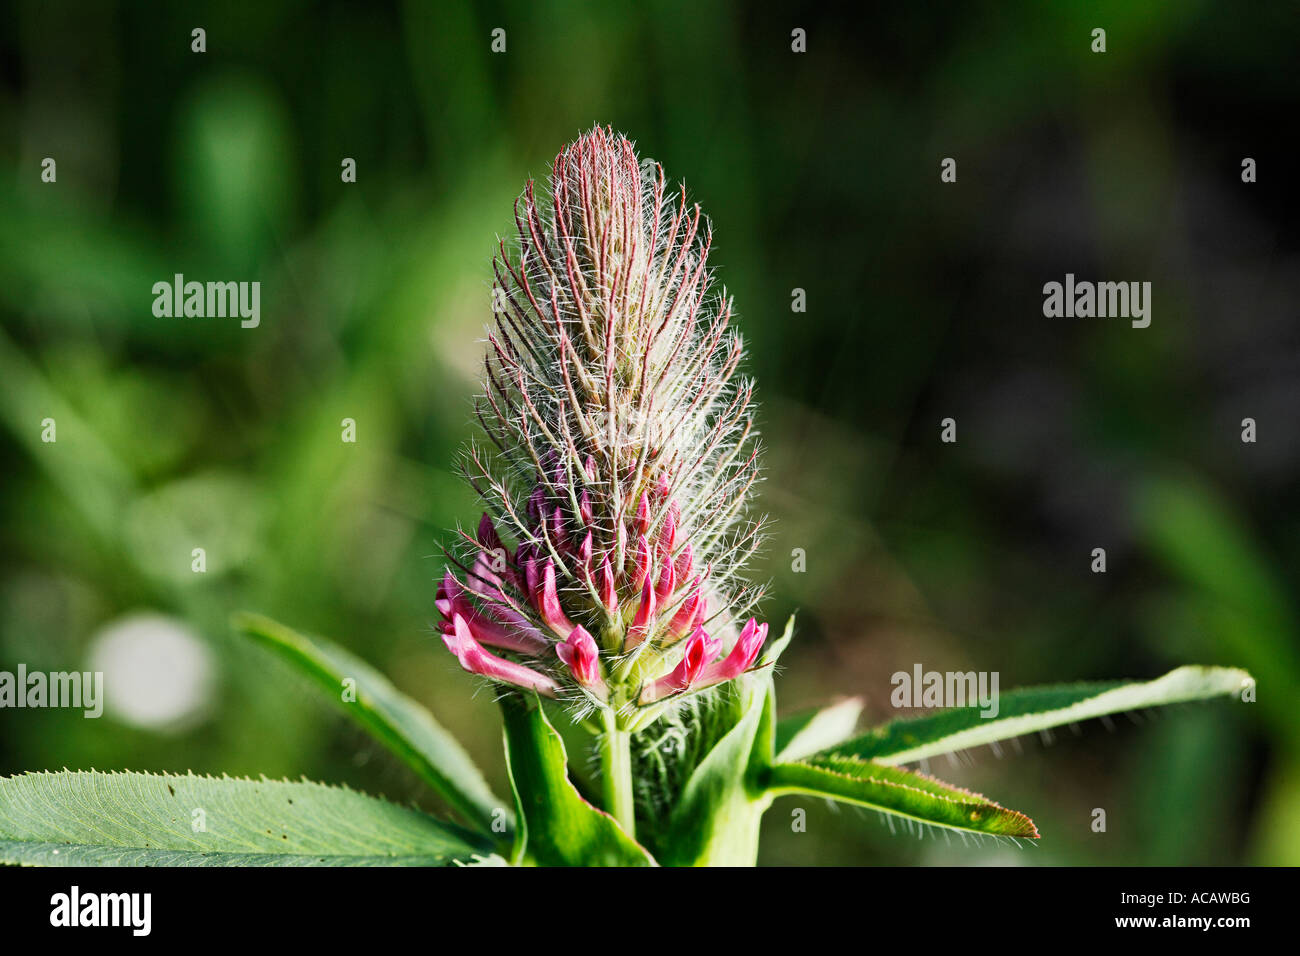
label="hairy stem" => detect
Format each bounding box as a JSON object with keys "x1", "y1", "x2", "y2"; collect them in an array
[{"x1": 599, "y1": 711, "x2": 636, "y2": 839}]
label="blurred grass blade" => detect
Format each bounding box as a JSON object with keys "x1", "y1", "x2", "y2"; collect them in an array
[
  {"x1": 774, "y1": 697, "x2": 864, "y2": 762},
  {"x1": 1135, "y1": 473, "x2": 1300, "y2": 729},
  {"x1": 0, "y1": 328, "x2": 135, "y2": 544},
  {"x1": 0, "y1": 771, "x2": 495, "y2": 866},
  {"x1": 234, "y1": 612, "x2": 506, "y2": 835},
  {"x1": 766, "y1": 757, "x2": 1039, "y2": 838},
  {"x1": 1135, "y1": 474, "x2": 1295, "y2": 634},
  {"x1": 500, "y1": 695, "x2": 655, "y2": 867},
  {"x1": 829, "y1": 665, "x2": 1251, "y2": 765}
]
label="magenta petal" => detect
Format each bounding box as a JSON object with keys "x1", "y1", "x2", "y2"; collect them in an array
[
  {"x1": 443, "y1": 614, "x2": 558, "y2": 696},
  {"x1": 660, "y1": 508, "x2": 677, "y2": 554},
  {"x1": 625, "y1": 575, "x2": 657, "y2": 649},
  {"x1": 550, "y1": 506, "x2": 568, "y2": 549},
  {"x1": 700, "y1": 619, "x2": 769, "y2": 685},
  {"x1": 667, "y1": 579, "x2": 702, "y2": 637},
  {"x1": 632, "y1": 533, "x2": 651, "y2": 590},
  {"x1": 599, "y1": 557, "x2": 619, "y2": 613},
  {"x1": 556, "y1": 625, "x2": 604, "y2": 690},
  {"x1": 699, "y1": 624, "x2": 722, "y2": 661},
  {"x1": 641, "y1": 626, "x2": 712, "y2": 702},
  {"x1": 674, "y1": 542, "x2": 694, "y2": 581},
  {"x1": 654, "y1": 552, "x2": 676, "y2": 605},
  {"x1": 635, "y1": 493, "x2": 650, "y2": 535},
  {"x1": 527, "y1": 486, "x2": 545, "y2": 521},
  {"x1": 470, "y1": 552, "x2": 506, "y2": 589},
  {"x1": 435, "y1": 570, "x2": 458, "y2": 617},
  {"x1": 439, "y1": 572, "x2": 548, "y2": 654},
  {"x1": 477, "y1": 513, "x2": 504, "y2": 553},
  {"x1": 523, "y1": 552, "x2": 540, "y2": 601},
  {"x1": 465, "y1": 608, "x2": 549, "y2": 655},
  {"x1": 538, "y1": 559, "x2": 577, "y2": 638}
]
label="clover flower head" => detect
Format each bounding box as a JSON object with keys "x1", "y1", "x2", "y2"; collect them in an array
[{"x1": 438, "y1": 126, "x2": 768, "y2": 729}]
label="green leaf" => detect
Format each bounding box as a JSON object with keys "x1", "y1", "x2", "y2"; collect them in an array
[
  {"x1": 774, "y1": 697, "x2": 864, "y2": 762},
  {"x1": 829, "y1": 665, "x2": 1251, "y2": 765},
  {"x1": 649, "y1": 615, "x2": 798, "y2": 865},
  {"x1": 0, "y1": 771, "x2": 495, "y2": 866},
  {"x1": 748, "y1": 616, "x2": 795, "y2": 772},
  {"x1": 233, "y1": 612, "x2": 507, "y2": 835},
  {"x1": 766, "y1": 758, "x2": 1039, "y2": 839},
  {"x1": 760, "y1": 614, "x2": 796, "y2": 667},
  {"x1": 654, "y1": 671, "x2": 775, "y2": 866},
  {"x1": 500, "y1": 695, "x2": 655, "y2": 867}
]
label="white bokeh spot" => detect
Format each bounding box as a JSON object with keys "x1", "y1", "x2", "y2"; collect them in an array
[{"x1": 87, "y1": 612, "x2": 216, "y2": 732}]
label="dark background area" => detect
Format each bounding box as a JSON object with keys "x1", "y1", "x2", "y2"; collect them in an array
[{"x1": 1, "y1": 1, "x2": 1296, "y2": 864}]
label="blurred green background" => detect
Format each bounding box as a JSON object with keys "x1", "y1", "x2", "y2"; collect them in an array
[{"x1": 1, "y1": 1, "x2": 1296, "y2": 865}]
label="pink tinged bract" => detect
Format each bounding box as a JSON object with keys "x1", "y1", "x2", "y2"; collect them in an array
[{"x1": 443, "y1": 614, "x2": 559, "y2": 696}]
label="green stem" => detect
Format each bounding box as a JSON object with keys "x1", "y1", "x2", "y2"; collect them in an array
[{"x1": 599, "y1": 711, "x2": 636, "y2": 839}]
